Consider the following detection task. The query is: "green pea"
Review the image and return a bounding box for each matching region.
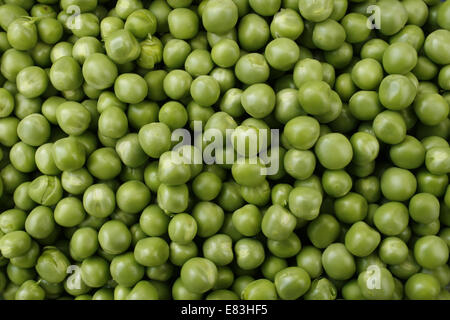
[304,278,337,300]
[351,58,384,90]
[373,111,407,145]
[345,221,381,257]
[203,234,234,266]
[357,267,396,300]
[134,237,169,267]
[110,252,144,287]
[267,232,301,258]
[242,279,278,300]
[315,133,353,170]
[322,243,355,280]
[157,183,189,214]
[414,235,449,269]
[288,186,322,220]
[298,0,333,22]
[98,220,131,255]
[379,237,409,265]
[374,202,409,236]
[296,246,323,279]
[35,248,70,284]
[312,19,345,51]
[69,227,98,261]
[405,273,441,300]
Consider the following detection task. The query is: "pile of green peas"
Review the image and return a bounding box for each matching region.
[0,0,449,301]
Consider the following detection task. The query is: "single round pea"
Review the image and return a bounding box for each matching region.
[110,252,144,287]
[0,231,31,259]
[168,8,199,40]
[210,39,240,68]
[307,214,340,249]
[322,243,356,280]
[24,206,55,239]
[414,235,449,269]
[231,204,261,237]
[379,237,409,265]
[381,167,417,201]
[296,246,323,279]
[17,114,51,147]
[315,133,353,170]
[351,58,384,90]
[191,201,224,238]
[27,175,63,206]
[389,135,425,169]
[116,181,151,214]
[242,279,278,300]
[35,248,70,284]
[298,0,333,22]
[267,232,302,259]
[345,221,381,257]
[423,30,450,65]
[167,213,196,244]
[334,192,368,224]
[261,204,296,241]
[134,237,169,267]
[373,111,407,145]
[284,149,316,180]
[235,53,270,85]
[270,8,303,40]
[374,202,409,236]
[180,257,218,294]
[312,19,346,51]
[202,0,238,34]
[163,69,192,100]
[288,186,322,220]
[83,184,115,218]
[234,238,265,270]
[237,14,269,52]
[202,234,234,266]
[275,267,311,300]
[69,227,98,261]
[322,170,352,198]
[157,183,189,214]
[358,267,396,300]
[405,273,441,300]
[98,220,131,255]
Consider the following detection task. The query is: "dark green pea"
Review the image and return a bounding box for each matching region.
[322,243,355,280]
[172,277,202,300]
[267,232,301,258]
[98,220,131,255]
[373,111,407,145]
[69,227,98,261]
[275,266,311,300]
[167,7,199,40]
[0,231,31,258]
[27,175,63,207]
[110,252,144,287]
[374,202,409,236]
[13,182,36,211]
[36,248,70,283]
[405,273,441,300]
[261,204,296,241]
[138,205,168,237]
[296,246,323,279]
[134,237,169,267]
[304,278,337,300]
[15,280,45,300]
